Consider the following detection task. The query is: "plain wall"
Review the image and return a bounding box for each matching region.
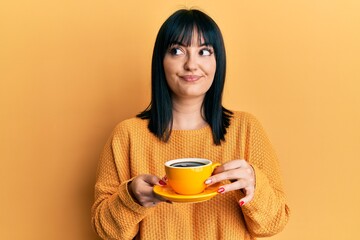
[1,0,359,239]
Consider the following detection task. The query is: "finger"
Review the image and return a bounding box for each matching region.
[152,199,173,206]
[154,195,172,204]
[143,174,165,186]
[205,168,252,185]
[216,179,248,194]
[139,192,164,207]
[143,194,172,207]
[132,175,160,198]
[138,186,173,207]
[142,200,159,208]
[153,191,168,202]
[131,175,163,205]
[159,175,167,186]
[239,187,255,207]
[213,159,248,174]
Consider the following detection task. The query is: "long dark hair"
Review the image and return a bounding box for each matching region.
[137,9,233,145]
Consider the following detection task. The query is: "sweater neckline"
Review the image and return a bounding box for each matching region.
[171,124,211,135]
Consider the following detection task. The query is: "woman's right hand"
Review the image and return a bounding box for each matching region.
[128,174,168,207]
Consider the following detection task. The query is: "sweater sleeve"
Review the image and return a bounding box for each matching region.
[241,114,290,237]
[91,123,154,240]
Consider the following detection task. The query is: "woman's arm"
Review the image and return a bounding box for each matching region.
[91,125,154,240]
[240,114,290,237]
[205,114,290,237]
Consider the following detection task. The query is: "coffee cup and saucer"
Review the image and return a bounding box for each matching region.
[153,158,221,203]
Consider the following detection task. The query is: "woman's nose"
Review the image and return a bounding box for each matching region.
[184,53,198,71]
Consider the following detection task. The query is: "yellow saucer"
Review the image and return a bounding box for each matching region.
[153,183,220,203]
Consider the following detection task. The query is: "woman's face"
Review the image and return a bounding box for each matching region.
[163,31,216,101]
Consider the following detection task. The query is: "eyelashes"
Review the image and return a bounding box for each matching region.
[199,48,213,56]
[168,47,183,55]
[167,46,214,56]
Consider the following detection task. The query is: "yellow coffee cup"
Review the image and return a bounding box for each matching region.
[164,158,221,195]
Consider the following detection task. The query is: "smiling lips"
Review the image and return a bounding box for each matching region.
[180,75,202,82]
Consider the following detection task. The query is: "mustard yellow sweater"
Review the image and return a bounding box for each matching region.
[91,111,290,240]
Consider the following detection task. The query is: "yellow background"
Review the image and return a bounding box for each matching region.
[1,0,359,239]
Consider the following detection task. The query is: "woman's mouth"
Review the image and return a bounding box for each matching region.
[181,75,201,82]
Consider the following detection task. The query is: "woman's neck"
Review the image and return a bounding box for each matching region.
[171,97,207,130]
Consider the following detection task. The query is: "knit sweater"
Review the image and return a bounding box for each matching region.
[91,111,290,240]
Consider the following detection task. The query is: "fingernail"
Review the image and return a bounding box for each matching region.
[239,201,245,207]
[205,179,212,185]
[166,200,173,204]
[217,187,225,193]
[159,180,166,186]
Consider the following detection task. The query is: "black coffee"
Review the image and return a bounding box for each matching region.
[170,161,207,167]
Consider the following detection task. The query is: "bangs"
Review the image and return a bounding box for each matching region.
[163,11,217,49]
[168,24,209,47]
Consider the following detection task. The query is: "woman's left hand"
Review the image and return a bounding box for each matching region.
[205,159,255,207]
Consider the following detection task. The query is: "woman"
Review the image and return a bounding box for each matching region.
[92,9,290,240]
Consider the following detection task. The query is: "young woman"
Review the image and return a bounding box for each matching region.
[92,9,290,240]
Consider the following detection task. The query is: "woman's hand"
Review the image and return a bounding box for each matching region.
[128,174,168,207]
[205,159,255,207]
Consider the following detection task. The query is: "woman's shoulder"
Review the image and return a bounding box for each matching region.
[229,110,266,133]
[229,110,268,132]
[230,110,259,123]
[113,117,148,134]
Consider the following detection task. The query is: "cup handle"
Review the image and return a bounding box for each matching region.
[211,163,221,172]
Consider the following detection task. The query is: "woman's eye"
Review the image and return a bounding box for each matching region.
[169,47,183,55]
[199,48,213,56]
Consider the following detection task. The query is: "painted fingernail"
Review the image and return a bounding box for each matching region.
[217,187,225,193]
[159,180,167,186]
[239,201,245,207]
[205,179,212,185]
[166,200,173,204]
